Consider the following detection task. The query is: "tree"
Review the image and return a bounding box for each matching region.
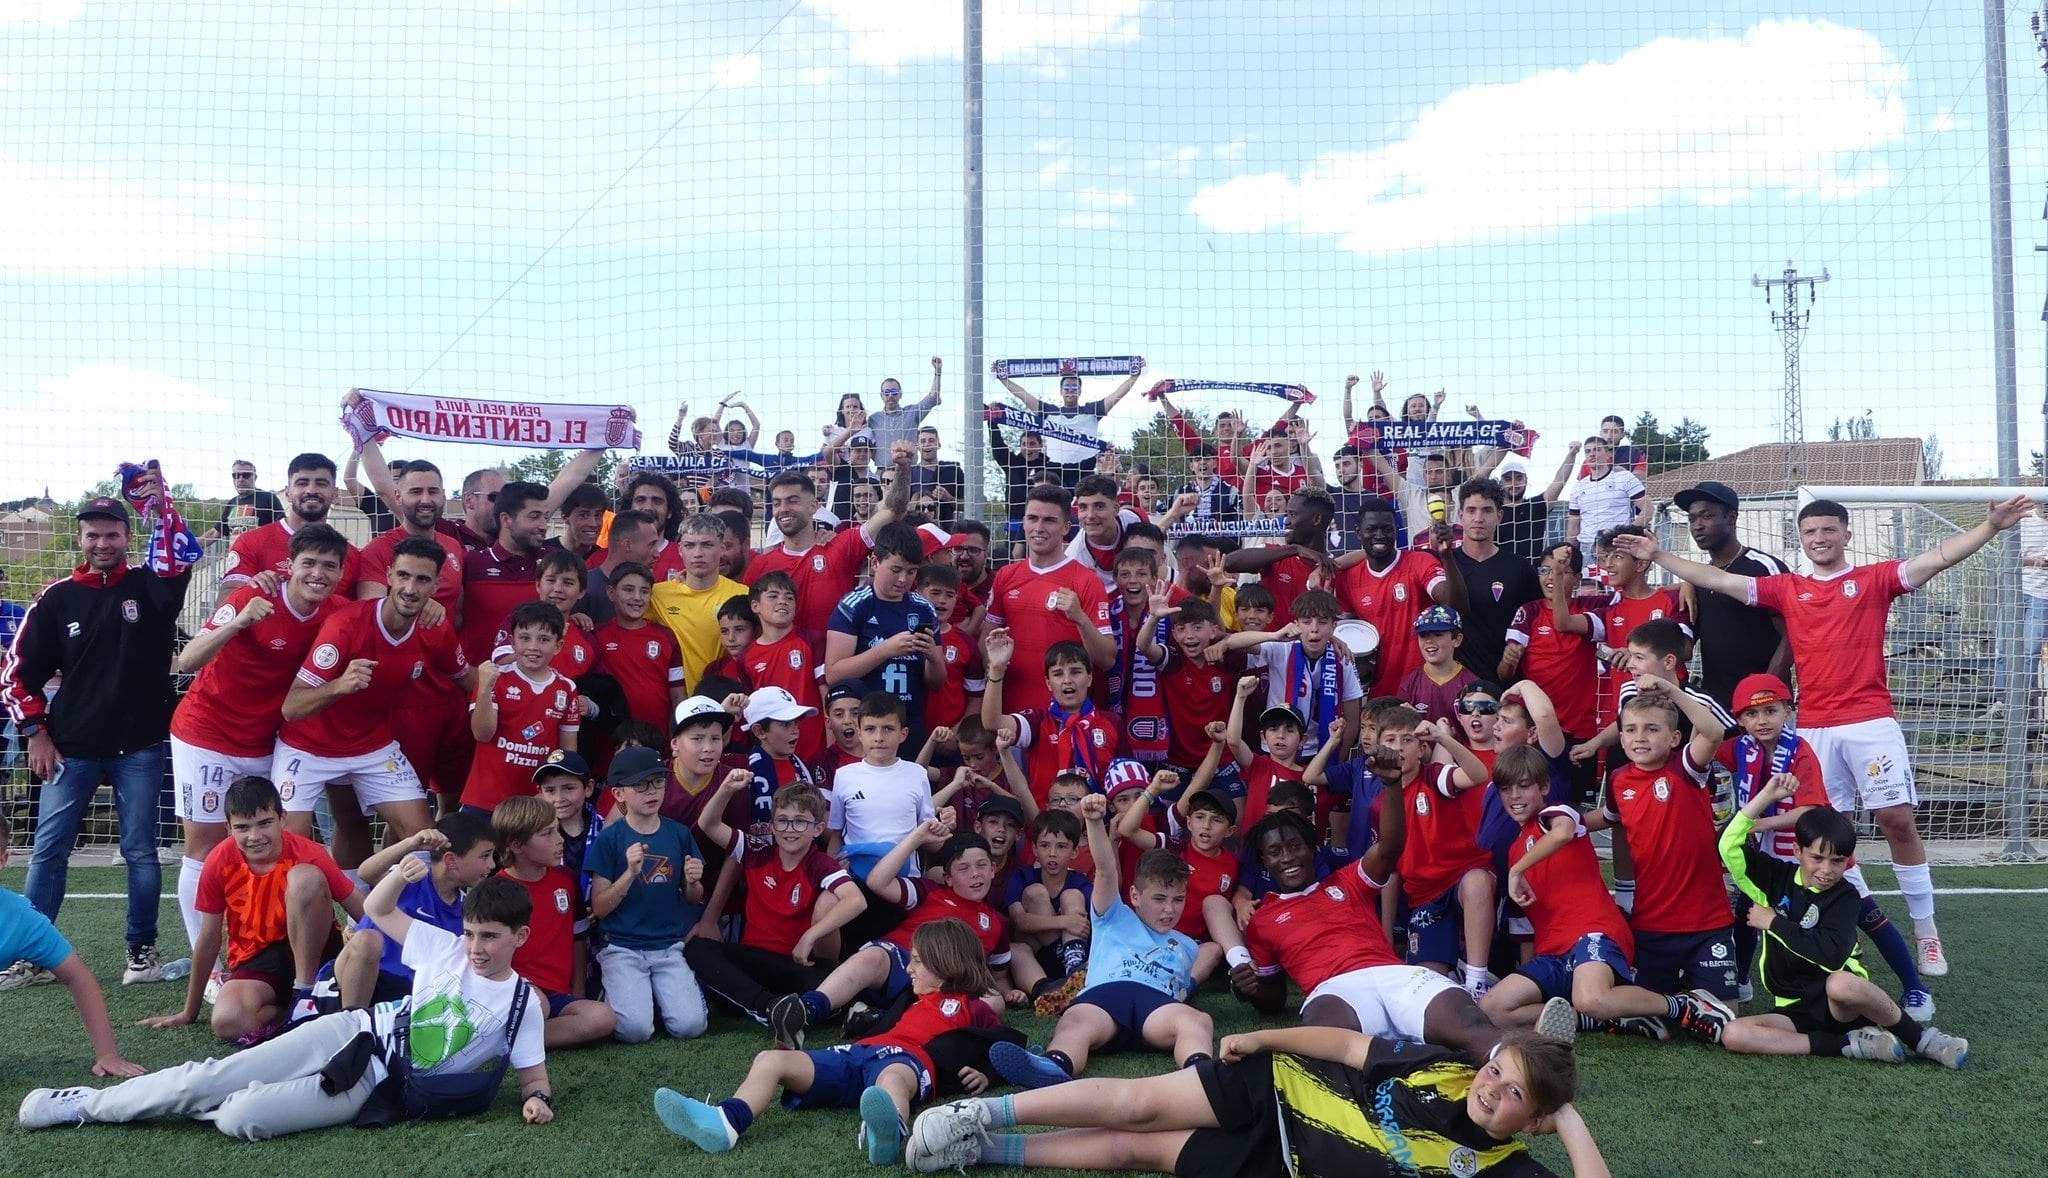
[1827,412,1877,441]
[506,449,617,496]
[1628,412,1710,475]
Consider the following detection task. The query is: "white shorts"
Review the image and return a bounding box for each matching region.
[1302,964,1460,1044]
[169,737,272,824]
[1805,717,1917,813]
[272,740,426,816]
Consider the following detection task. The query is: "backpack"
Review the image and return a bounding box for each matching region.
[349,977,533,1128]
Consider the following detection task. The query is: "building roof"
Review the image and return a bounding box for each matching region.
[1643,438,1925,502]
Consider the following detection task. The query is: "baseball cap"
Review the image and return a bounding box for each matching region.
[1732,673,1794,712]
[826,680,866,705]
[1674,481,1740,513]
[977,796,1025,826]
[744,686,817,727]
[608,745,667,786]
[1494,455,1530,479]
[673,695,737,732]
[1102,759,1151,799]
[813,508,842,529]
[849,431,875,446]
[1414,604,1463,634]
[530,749,591,784]
[1257,703,1305,732]
[77,496,130,524]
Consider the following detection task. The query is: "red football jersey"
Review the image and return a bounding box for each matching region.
[490,615,595,683]
[1248,463,1310,509]
[1597,587,1686,723]
[171,585,344,757]
[1752,561,1912,727]
[460,544,541,668]
[1173,840,1237,940]
[924,625,983,732]
[1336,552,1446,697]
[1260,553,1320,625]
[883,878,1012,969]
[462,667,581,811]
[1606,745,1731,935]
[356,526,465,613]
[985,556,1113,718]
[863,990,1000,1077]
[220,520,363,593]
[1244,856,1401,992]
[745,527,874,648]
[506,866,584,995]
[648,540,686,585]
[1510,807,1634,959]
[1159,650,1236,770]
[596,619,685,732]
[280,599,469,758]
[1012,706,1124,805]
[1239,753,1305,836]
[1397,762,1492,904]
[744,632,827,763]
[720,831,851,956]
[1505,599,1604,736]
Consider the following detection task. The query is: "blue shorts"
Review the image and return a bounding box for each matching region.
[545,990,577,1018]
[786,1042,932,1109]
[1518,932,1634,1001]
[1404,889,1472,967]
[1632,928,1739,1000]
[865,940,915,1004]
[1071,980,1181,1054]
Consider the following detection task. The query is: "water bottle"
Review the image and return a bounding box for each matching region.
[158,957,193,981]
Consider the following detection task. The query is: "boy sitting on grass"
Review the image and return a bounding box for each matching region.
[0,813,145,1078]
[328,812,496,1010]
[492,796,617,1047]
[22,857,553,1139]
[1715,776,1968,1068]
[588,743,709,1044]
[655,918,1003,1165]
[1005,809,1093,1000]
[907,1025,1607,1177]
[991,794,1214,1088]
[145,776,362,1043]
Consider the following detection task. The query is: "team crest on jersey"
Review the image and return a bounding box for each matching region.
[1220,874,1234,892]
[553,888,571,914]
[224,551,241,572]
[1415,793,1430,816]
[1843,581,1858,598]
[977,913,991,930]
[1091,729,1106,748]
[644,640,659,660]
[1045,591,1061,610]
[210,604,236,627]
[1450,1146,1480,1178]
[788,650,803,669]
[1651,609,1665,619]
[941,998,962,1018]
[1490,581,1505,601]
[1524,835,1536,852]
[1210,676,1223,693]
[410,660,425,679]
[789,881,804,904]
[574,647,588,665]
[1394,583,1407,603]
[945,646,958,663]
[1324,885,1346,901]
[1654,778,1669,801]
[812,555,826,572]
[313,643,340,670]
[1800,905,1820,929]
[555,690,568,710]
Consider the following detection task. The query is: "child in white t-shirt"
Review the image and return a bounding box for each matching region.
[829,692,939,878]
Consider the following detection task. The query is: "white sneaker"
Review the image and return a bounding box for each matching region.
[203,968,228,1006]
[1841,1028,1905,1064]
[1913,1027,1969,1070]
[1903,988,1936,1019]
[1916,936,1950,978]
[122,944,164,985]
[0,960,56,992]
[1535,996,1578,1044]
[18,1087,94,1130]
[907,1100,995,1174]
[1736,981,1755,1004]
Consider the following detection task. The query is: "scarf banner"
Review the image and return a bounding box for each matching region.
[115,460,201,577]
[1369,419,1521,452]
[985,404,1112,455]
[627,453,774,481]
[992,355,1145,378]
[1284,641,1344,756]
[1145,378,1313,405]
[342,388,642,451]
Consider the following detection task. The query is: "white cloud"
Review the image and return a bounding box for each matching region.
[713,52,762,90]
[1142,140,1247,177]
[803,0,1147,68]
[1074,186,1132,208]
[1,0,84,26]
[1037,157,1074,184]
[1190,20,1906,253]
[0,161,284,276]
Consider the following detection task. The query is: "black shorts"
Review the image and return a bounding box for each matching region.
[1175,1053,1286,1178]
[1780,996,1873,1036]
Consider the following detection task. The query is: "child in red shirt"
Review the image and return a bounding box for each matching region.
[915,562,983,734]
[655,918,1003,1165]
[1214,674,1305,832]
[492,796,614,1047]
[744,571,828,764]
[464,602,582,813]
[595,562,686,735]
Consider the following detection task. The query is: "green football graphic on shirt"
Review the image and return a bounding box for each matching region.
[409,993,478,1068]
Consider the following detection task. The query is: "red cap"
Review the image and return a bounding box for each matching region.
[1732,673,1793,711]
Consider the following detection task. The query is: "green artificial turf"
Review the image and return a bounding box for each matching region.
[4,864,2048,1176]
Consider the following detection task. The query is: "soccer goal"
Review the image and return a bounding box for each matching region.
[1698,485,2046,865]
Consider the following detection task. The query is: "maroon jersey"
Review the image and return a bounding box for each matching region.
[356,526,464,614]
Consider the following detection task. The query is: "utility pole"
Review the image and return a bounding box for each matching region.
[962,0,986,521]
[1752,261,1830,487]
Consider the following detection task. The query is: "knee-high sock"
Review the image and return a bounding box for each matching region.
[177,857,205,955]
[1860,896,1925,990]
[1892,862,1935,926]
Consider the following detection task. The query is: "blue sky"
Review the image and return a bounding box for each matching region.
[2,0,2041,501]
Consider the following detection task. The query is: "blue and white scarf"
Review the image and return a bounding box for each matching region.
[1144,378,1312,404]
[1284,641,1344,755]
[992,355,1145,378]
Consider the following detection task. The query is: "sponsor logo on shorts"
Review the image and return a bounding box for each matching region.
[1866,756,1894,779]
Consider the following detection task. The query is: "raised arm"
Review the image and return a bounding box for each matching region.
[1542,442,1580,503]
[862,442,915,536]
[1502,810,1576,907]
[1080,793,1119,917]
[544,446,607,515]
[1097,364,1146,414]
[1902,495,2035,588]
[866,818,950,904]
[364,851,431,945]
[1607,530,1757,601]
[997,375,1043,412]
[1545,548,1593,636]
[1504,678,1567,756]
[923,356,944,409]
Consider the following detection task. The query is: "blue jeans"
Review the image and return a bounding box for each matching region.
[1996,594,2048,697]
[24,746,165,949]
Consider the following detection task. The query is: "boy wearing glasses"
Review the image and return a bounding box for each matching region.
[686,779,868,1030]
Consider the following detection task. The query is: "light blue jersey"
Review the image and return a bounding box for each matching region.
[1080,896,1198,1001]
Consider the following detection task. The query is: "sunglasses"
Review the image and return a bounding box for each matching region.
[1456,698,1501,715]
[232,472,256,479]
